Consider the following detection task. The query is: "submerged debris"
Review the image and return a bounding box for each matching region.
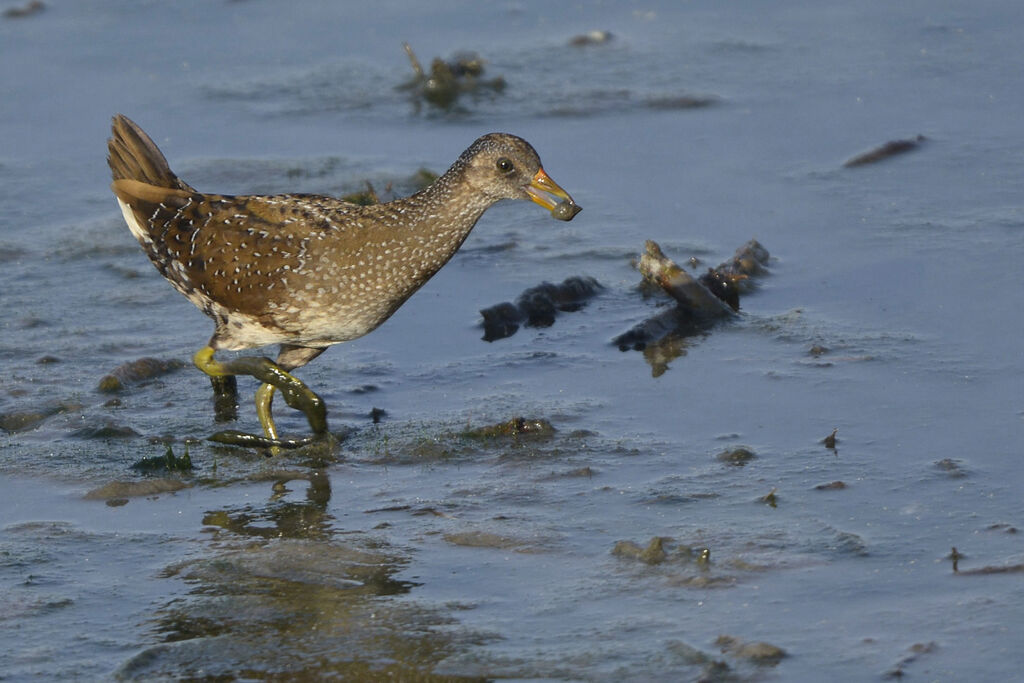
[480,275,602,341]
[84,477,191,501]
[823,427,838,449]
[569,30,614,47]
[715,635,787,665]
[70,422,139,440]
[644,95,718,110]
[666,641,732,680]
[3,0,44,19]
[952,548,1024,575]
[843,135,926,167]
[716,446,756,466]
[399,42,506,111]
[0,400,80,434]
[461,416,556,440]
[883,641,938,679]
[934,457,968,478]
[612,537,669,565]
[638,241,736,315]
[948,546,965,573]
[98,357,186,393]
[132,444,194,473]
[612,536,711,568]
[614,240,770,355]
[443,530,537,552]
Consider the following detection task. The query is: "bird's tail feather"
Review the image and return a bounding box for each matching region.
[107,114,194,192]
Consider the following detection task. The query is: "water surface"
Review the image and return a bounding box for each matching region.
[2,0,1023,679]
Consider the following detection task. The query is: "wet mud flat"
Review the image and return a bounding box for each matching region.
[4,0,1024,680]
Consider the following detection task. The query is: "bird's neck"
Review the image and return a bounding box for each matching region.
[386,160,496,251]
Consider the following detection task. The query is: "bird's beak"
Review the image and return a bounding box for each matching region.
[526,168,582,221]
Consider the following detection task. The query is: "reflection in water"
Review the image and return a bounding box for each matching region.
[641,329,696,378]
[614,306,708,376]
[117,471,488,680]
[202,468,334,541]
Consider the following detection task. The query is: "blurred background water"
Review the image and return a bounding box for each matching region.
[2,0,1022,679]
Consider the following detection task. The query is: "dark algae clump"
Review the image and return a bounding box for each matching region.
[132,444,194,473]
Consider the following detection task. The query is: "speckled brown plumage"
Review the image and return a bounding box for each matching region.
[106,114,579,446]
[109,115,578,357]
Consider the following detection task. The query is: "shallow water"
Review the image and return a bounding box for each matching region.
[2,0,1023,680]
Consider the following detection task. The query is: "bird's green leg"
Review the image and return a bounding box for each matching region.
[193,346,328,450]
[209,374,238,422]
[255,382,278,441]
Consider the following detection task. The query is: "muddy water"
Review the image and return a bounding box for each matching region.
[3,0,1024,680]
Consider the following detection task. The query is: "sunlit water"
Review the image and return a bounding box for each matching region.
[2,0,1023,680]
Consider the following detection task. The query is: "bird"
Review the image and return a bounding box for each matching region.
[107,114,581,450]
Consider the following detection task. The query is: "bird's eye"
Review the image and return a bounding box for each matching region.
[496,157,514,174]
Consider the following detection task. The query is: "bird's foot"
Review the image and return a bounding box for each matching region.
[207,429,322,452]
[194,346,329,452]
[209,374,238,422]
[220,356,328,435]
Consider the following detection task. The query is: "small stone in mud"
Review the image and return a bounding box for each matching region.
[461,416,556,439]
[443,531,531,551]
[645,95,718,110]
[823,428,838,449]
[612,537,707,567]
[815,480,847,491]
[0,410,49,433]
[639,537,669,564]
[612,537,668,565]
[715,635,787,665]
[84,477,190,501]
[98,357,186,393]
[3,0,44,19]
[843,135,926,167]
[935,458,967,478]
[717,446,756,466]
[569,30,613,46]
[667,640,726,668]
[884,641,939,678]
[97,375,124,392]
[567,466,596,477]
[831,531,869,557]
[71,422,140,439]
[0,401,81,433]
